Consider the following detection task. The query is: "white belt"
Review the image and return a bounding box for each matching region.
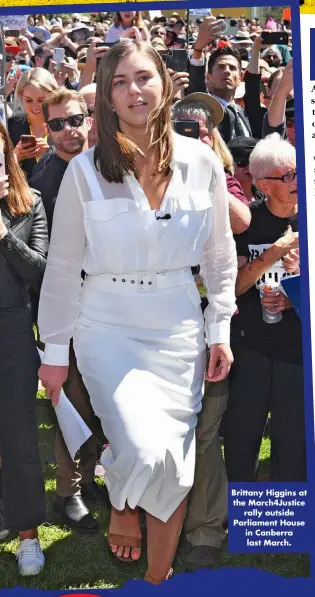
[94,268,193,293]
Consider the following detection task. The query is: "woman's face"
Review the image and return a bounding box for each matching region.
[22,83,50,122]
[111,51,163,133]
[119,12,136,26]
[257,163,297,203]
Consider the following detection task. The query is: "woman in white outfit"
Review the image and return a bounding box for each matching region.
[38,40,237,583]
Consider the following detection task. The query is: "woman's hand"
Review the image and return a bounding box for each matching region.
[60,61,79,83]
[6,68,21,98]
[38,364,69,407]
[35,138,50,159]
[206,344,234,383]
[282,248,300,274]
[0,175,9,200]
[274,225,299,257]
[14,140,38,162]
[168,69,190,100]
[261,289,292,314]
[0,197,8,239]
[120,26,142,41]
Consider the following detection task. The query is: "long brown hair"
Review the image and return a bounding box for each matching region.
[114,11,144,29]
[94,40,173,184]
[0,121,34,215]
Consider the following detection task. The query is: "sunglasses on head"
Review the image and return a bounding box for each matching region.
[47,113,86,132]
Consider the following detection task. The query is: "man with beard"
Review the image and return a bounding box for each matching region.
[30,88,109,533]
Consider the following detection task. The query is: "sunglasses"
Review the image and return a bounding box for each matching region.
[47,113,86,132]
[264,170,296,183]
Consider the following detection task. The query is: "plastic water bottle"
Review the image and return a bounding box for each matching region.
[259,283,283,324]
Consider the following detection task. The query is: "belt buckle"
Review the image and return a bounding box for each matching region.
[138,271,157,293]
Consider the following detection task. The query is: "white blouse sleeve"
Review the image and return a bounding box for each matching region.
[38,159,86,366]
[199,154,237,346]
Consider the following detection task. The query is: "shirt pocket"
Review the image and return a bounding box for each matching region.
[187,190,213,212]
[84,198,134,221]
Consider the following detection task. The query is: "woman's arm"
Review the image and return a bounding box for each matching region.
[199,154,238,347]
[38,159,86,367]
[0,192,48,295]
[235,226,299,296]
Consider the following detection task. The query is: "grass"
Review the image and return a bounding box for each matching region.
[0,395,310,589]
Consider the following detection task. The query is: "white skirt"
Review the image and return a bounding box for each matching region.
[73,270,206,522]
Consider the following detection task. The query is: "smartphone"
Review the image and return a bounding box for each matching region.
[173,120,200,140]
[5,29,20,38]
[20,134,36,148]
[223,18,238,37]
[53,47,65,67]
[166,49,188,72]
[261,31,289,46]
[0,152,5,178]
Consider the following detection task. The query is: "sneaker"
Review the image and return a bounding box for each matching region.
[16,538,45,576]
[0,498,9,540]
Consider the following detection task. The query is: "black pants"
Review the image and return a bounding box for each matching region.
[222,344,306,482]
[0,308,46,531]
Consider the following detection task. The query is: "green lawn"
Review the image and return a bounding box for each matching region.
[0,395,309,589]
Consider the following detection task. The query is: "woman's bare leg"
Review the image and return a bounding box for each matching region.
[108,505,142,560]
[145,497,188,583]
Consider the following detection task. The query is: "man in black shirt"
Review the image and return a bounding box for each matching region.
[31,88,108,533]
[30,88,90,236]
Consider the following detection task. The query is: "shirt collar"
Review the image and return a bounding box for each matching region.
[210,92,235,109]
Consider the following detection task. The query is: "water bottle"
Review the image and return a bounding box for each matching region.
[259,283,283,324]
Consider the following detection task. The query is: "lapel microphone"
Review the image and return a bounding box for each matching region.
[155,211,171,220]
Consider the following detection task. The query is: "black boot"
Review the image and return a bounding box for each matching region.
[53,495,99,533]
[81,481,110,505]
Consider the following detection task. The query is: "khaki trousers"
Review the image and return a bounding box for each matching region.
[184,379,228,548]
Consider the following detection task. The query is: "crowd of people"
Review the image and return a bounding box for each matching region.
[0,8,304,586]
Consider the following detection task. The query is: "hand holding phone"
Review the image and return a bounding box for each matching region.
[21,135,37,148]
[261,31,289,46]
[53,47,65,67]
[15,136,38,162]
[173,120,200,140]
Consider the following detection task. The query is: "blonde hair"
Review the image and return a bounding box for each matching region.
[15,67,58,110]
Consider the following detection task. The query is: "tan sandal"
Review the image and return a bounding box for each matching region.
[108,532,141,563]
[144,568,173,584]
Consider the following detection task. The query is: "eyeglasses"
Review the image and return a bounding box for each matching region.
[264,170,297,183]
[47,113,86,132]
[87,108,95,117]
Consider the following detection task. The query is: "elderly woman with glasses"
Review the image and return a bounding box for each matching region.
[222,133,305,484]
